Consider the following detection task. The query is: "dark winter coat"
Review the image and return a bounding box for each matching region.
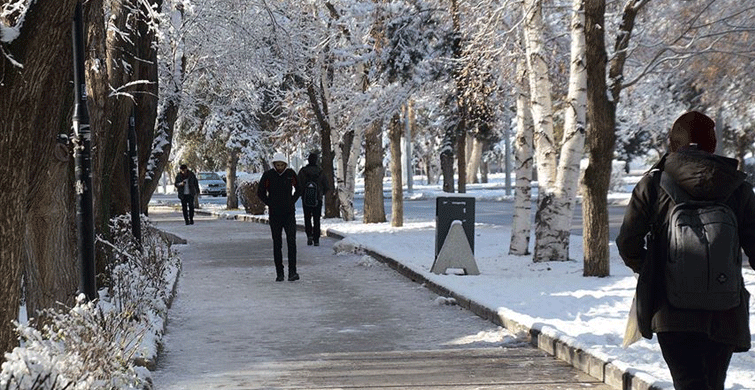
[616,149,755,351]
[174,170,200,199]
[257,167,300,215]
[297,163,329,208]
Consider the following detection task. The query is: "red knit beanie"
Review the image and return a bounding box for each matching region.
[669,111,717,153]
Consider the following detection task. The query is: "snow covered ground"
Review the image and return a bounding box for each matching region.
[156,172,755,390]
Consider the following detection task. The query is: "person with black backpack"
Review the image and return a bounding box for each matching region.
[297,152,329,246]
[617,111,755,390]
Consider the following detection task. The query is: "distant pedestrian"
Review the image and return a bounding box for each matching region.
[175,164,199,225]
[616,111,755,390]
[297,152,329,246]
[257,153,301,282]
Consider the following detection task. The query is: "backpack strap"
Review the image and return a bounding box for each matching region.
[659,171,691,204]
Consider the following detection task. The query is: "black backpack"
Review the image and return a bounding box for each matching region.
[303,181,319,208]
[660,171,743,311]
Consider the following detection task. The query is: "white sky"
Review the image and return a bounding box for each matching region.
[195,172,755,390]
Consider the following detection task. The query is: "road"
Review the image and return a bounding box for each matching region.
[149,207,614,389]
[152,193,628,241]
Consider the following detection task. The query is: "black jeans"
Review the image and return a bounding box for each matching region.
[657,332,735,390]
[269,212,297,277]
[179,194,195,224]
[303,204,322,241]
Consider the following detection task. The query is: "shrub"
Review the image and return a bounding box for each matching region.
[236,180,266,215]
[0,214,180,390]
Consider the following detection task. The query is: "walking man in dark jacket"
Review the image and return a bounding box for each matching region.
[297,152,329,246]
[175,164,199,225]
[257,153,301,282]
[616,111,755,390]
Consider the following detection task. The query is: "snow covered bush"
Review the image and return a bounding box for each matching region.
[236,179,265,215]
[0,214,180,390]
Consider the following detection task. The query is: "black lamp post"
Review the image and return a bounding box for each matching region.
[127,110,142,245]
[72,1,96,301]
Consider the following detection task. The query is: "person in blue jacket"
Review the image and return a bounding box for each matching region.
[257,153,301,282]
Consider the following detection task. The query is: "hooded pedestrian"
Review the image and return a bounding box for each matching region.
[257,153,301,282]
[616,111,755,390]
[297,152,329,246]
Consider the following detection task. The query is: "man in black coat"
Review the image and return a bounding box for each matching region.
[175,164,199,225]
[617,111,755,390]
[257,153,301,282]
[297,152,330,246]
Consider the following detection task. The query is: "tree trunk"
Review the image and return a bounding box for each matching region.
[133,0,162,215]
[523,0,560,262]
[338,128,362,222]
[23,152,78,320]
[141,2,185,214]
[450,0,466,194]
[389,114,404,227]
[83,1,138,262]
[0,0,79,361]
[226,150,239,209]
[509,58,535,256]
[550,0,588,262]
[441,138,455,193]
[307,81,339,218]
[363,120,386,223]
[583,0,612,277]
[466,135,484,184]
[583,0,645,276]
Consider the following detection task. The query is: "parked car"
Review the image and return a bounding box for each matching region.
[197,172,227,197]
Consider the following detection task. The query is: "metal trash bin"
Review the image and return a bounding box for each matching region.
[435,196,475,258]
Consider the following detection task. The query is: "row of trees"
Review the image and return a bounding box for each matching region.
[1,0,753,362]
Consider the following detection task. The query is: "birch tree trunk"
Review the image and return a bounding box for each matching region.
[522,0,559,262]
[509,58,535,256]
[337,128,363,221]
[550,0,588,260]
[389,114,404,227]
[363,120,386,223]
[466,135,484,184]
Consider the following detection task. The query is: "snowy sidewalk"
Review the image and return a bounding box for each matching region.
[148,206,614,389]
[187,202,755,390]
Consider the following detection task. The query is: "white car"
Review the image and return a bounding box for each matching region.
[197,172,227,197]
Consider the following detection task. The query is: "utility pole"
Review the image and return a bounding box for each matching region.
[128,110,142,245]
[72,1,96,301]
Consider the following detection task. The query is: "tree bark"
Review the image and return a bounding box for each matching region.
[226,150,239,209]
[522,0,560,262]
[141,2,185,214]
[0,0,79,361]
[583,0,646,276]
[550,0,588,262]
[466,135,484,184]
[583,0,612,277]
[363,120,386,223]
[307,81,338,218]
[441,133,455,193]
[509,58,535,256]
[337,128,362,221]
[389,114,404,227]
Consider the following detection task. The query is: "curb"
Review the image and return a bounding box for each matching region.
[195,207,665,390]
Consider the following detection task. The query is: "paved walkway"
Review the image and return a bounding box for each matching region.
[148,206,613,389]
